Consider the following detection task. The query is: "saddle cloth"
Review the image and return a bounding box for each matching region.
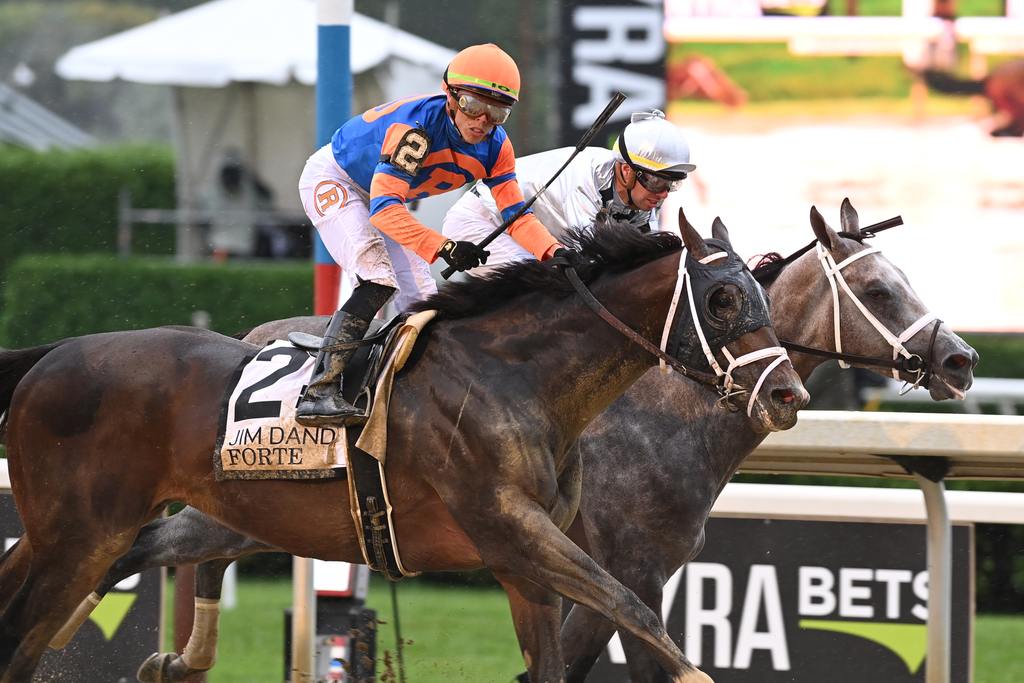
[213,310,437,482]
[214,340,344,480]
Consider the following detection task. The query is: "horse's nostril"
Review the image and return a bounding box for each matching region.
[773,388,795,405]
[946,354,970,370]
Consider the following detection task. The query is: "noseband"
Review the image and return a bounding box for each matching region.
[560,245,790,417]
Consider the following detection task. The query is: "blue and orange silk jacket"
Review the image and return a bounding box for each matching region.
[331,94,557,263]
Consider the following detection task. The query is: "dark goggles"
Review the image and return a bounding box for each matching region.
[452,89,512,125]
[634,169,686,194]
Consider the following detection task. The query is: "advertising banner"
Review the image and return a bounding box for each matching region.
[559,0,666,147]
[587,517,972,682]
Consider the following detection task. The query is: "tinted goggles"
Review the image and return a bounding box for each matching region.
[452,89,512,125]
[635,169,686,194]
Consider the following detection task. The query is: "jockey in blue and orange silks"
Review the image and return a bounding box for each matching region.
[295,43,562,427]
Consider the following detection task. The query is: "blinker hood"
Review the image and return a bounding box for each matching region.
[665,238,773,371]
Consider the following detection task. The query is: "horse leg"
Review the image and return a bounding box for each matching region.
[51,508,273,652]
[494,572,564,683]
[561,569,674,682]
[0,532,135,683]
[618,577,673,683]
[0,542,30,618]
[137,557,236,683]
[560,603,616,683]
[451,497,711,683]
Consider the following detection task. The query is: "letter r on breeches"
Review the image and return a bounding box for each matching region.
[299,146,436,311]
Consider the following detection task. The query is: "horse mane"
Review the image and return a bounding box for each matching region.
[752,230,869,286]
[409,222,682,320]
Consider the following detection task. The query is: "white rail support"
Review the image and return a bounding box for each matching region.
[290,557,315,683]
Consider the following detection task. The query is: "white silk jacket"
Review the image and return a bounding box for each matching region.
[469,147,659,241]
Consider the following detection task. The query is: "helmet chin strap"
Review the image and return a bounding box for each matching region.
[614,163,642,210]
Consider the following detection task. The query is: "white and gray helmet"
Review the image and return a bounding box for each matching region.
[614,110,696,179]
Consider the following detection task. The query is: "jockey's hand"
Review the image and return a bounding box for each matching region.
[438,240,489,272]
[552,247,586,271]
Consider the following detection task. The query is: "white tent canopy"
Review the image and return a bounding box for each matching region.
[56,0,457,259]
[56,0,454,86]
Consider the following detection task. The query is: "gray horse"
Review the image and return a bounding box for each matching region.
[57,200,974,682]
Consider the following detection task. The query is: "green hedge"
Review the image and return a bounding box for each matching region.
[963,333,1024,380]
[0,144,176,293]
[0,255,312,346]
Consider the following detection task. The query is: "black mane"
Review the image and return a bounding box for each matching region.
[410,222,682,320]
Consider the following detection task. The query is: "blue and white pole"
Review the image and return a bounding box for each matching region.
[293,4,352,682]
[313,0,352,317]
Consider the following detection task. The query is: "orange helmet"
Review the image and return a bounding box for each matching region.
[444,43,520,105]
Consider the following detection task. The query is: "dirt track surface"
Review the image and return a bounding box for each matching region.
[663,113,1023,332]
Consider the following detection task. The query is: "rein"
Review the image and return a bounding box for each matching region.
[562,267,720,386]
[779,329,938,377]
[562,247,791,416]
[753,215,942,393]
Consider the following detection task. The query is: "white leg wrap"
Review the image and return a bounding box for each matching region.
[50,592,101,650]
[181,598,220,671]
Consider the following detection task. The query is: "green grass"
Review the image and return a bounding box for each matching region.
[165,576,521,683]
[167,576,1021,682]
[975,615,1024,683]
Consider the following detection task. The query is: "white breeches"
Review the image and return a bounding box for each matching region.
[298,145,437,312]
[442,192,535,271]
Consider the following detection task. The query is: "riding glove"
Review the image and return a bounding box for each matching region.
[552,247,587,271]
[438,240,490,272]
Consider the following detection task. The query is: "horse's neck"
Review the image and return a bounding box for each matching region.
[767,251,834,381]
[614,370,765,494]
[539,260,677,436]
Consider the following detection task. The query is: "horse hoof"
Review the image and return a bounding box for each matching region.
[137,651,208,683]
[137,652,174,683]
[675,670,714,683]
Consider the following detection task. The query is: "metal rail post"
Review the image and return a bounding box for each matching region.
[916,473,952,683]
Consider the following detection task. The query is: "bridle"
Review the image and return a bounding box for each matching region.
[559,247,791,417]
[754,216,942,394]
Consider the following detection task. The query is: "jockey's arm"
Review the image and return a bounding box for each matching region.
[368,173,448,263]
[367,123,449,263]
[483,138,560,261]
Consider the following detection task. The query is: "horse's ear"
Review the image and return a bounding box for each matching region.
[839,197,860,235]
[678,207,708,258]
[810,205,840,250]
[711,216,731,246]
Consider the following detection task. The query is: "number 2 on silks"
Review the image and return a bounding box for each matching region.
[390,128,431,175]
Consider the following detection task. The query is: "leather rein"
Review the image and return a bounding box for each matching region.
[562,266,721,387]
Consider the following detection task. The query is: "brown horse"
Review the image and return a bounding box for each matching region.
[73,200,975,683]
[0,214,806,683]
[923,59,1024,136]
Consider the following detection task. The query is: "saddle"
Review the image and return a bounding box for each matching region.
[290,310,436,581]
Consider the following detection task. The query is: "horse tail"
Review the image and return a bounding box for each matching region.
[922,69,986,96]
[0,342,64,422]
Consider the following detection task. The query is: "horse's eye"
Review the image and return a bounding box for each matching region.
[866,286,890,301]
[712,291,735,309]
[709,285,740,318]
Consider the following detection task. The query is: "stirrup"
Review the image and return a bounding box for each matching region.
[295,391,368,427]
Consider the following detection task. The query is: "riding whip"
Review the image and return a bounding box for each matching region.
[441,91,628,279]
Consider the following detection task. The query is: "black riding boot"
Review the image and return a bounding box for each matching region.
[294,310,372,427]
[294,281,395,427]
